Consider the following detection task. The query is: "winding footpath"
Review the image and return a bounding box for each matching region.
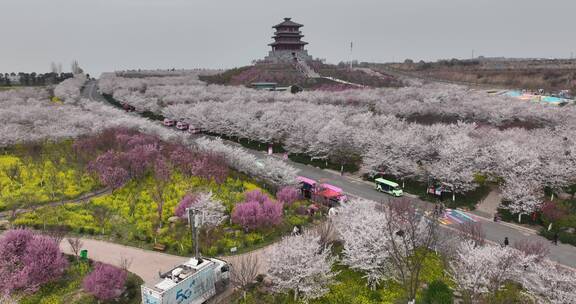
[0,187,111,221]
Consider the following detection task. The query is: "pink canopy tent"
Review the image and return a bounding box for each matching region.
[297,176,317,186]
[319,183,343,193]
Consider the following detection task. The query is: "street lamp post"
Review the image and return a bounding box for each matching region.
[187,208,203,258]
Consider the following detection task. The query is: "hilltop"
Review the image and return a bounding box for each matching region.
[199,61,403,90]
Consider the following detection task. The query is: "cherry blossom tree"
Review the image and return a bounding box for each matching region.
[191,152,229,184]
[231,196,283,231]
[0,229,68,294]
[244,189,269,204]
[151,156,171,229]
[88,151,130,190]
[267,231,337,301]
[518,259,576,304]
[231,200,263,231]
[194,137,298,186]
[175,193,199,218]
[512,238,550,262]
[448,241,529,301]
[276,186,300,205]
[175,192,227,226]
[448,238,576,304]
[54,73,87,103]
[333,198,440,300]
[6,71,576,220]
[83,263,127,301]
[455,221,485,247]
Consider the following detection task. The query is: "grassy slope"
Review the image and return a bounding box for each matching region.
[200,63,401,89]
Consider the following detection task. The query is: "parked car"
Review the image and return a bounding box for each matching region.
[176,121,189,131]
[121,103,135,112]
[163,118,175,127]
[187,125,201,134]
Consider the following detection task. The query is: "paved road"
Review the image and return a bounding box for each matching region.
[83,80,576,270]
[280,159,576,269]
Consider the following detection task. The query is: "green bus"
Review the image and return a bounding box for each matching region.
[375,178,403,197]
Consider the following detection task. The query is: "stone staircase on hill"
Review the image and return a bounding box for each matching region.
[293,55,320,78]
[292,56,367,88]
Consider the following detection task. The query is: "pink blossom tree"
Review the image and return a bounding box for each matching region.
[244,189,269,204]
[175,193,199,218]
[276,186,300,205]
[0,229,68,294]
[83,263,127,301]
[151,156,172,229]
[260,199,283,227]
[231,200,263,231]
[231,190,283,231]
[88,150,130,190]
[191,153,228,184]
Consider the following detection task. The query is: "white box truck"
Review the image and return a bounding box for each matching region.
[141,257,230,304]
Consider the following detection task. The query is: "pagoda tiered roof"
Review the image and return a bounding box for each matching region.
[273,18,303,28]
[269,18,308,52]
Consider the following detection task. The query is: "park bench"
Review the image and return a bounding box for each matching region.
[153,243,166,252]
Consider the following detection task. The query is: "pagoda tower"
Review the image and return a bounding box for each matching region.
[264,18,313,63]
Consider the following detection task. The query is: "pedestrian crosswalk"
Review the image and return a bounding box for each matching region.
[439,209,479,225]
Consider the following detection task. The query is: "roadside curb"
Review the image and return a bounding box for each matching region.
[465,209,539,235]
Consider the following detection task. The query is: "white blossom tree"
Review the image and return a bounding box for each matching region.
[448,238,576,304]
[333,198,440,300]
[448,241,530,301]
[267,231,337,302]
[193,192,227,226]
[194,137,298,186]
[519,259,576,304]
[54,74,87,103]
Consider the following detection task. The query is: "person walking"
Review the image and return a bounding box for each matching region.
[504,237,509,247]
[292,225,300,236]
[553,232,559,245]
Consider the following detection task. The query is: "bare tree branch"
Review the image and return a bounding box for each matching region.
[67,236,83,259]
[230,253,260,299]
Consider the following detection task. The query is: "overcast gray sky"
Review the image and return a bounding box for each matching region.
[2,0,575,76]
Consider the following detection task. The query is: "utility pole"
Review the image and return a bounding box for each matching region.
[349,41,353,69]
[187,208,203,258]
